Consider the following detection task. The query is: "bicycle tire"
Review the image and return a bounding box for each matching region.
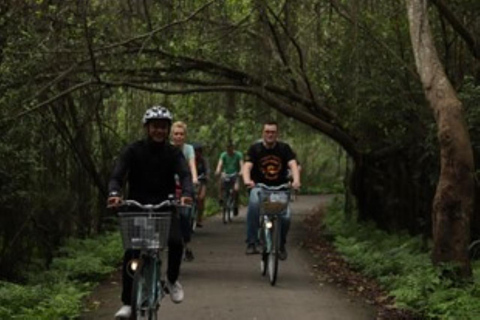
[227,194,234,222]
[131,261,148,320]
[268,219,280,286]
[260,223,268,276]
[222,207,228,224]
[132,258,158,320]
[150,258,162,320]
[190,204,197,232]
[222,187,229,224]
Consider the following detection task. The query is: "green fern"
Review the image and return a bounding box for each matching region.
[324,195,480,319]
[0,231,123,319]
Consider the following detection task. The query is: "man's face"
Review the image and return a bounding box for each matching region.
[262,124,278,145]
[172,127,186,146]
[147,120,169,142]
[227,145,234,154]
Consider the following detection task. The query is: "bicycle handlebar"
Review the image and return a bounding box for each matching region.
[197,173,208,183]
[119,199,178,211]
[256,183,291,191]
[222,172,238,178]
[222,173,239,182]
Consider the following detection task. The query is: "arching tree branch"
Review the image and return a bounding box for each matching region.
[430,0,480,60]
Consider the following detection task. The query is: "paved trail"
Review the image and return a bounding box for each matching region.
[81,195,374,320]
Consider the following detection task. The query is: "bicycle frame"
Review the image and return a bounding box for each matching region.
[189,183,201,232]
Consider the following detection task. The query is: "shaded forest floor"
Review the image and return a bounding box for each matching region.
[302,205,423,320]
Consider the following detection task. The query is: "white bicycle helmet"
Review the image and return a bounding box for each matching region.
[142,106,173,125]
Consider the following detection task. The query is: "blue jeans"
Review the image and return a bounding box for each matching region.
[246,187,291,247]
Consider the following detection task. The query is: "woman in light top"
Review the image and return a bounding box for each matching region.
[171,121,198,185]
[171,121,198,262]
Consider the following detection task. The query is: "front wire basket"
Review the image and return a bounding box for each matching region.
[118,211,172,250]
[259,190,290,215]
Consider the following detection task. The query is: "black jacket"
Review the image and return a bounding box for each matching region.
[108,138,193,203]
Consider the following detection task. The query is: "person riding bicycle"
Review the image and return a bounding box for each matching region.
[215,141,243,216]
[287,155,302,201]
[193,142,210,227]
[171,121,197,262]
[242,121,301,259]
[107,106,193,319]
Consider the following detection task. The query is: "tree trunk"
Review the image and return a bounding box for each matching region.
[406,0,474,277]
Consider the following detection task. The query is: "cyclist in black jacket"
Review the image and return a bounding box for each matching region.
[107,106,193,319]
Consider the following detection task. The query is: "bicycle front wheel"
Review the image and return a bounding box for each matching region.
[190,204,197,232]
[222,207,228,224]
[260,225,269,276]
[227,194,234,222]
[132,259,158,320]
[268,219,280,286]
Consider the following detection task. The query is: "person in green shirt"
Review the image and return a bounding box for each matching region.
[215,141,243,216]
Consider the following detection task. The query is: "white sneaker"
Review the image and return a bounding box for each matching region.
[114,305,132,319]
[167,280,184,303]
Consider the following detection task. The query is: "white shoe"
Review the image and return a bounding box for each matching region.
[114,305,132,319]
[167,281,184,303]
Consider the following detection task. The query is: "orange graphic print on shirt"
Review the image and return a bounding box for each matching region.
[259,155,282,181]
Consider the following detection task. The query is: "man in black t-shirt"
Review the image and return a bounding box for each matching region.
[243,121,301,259]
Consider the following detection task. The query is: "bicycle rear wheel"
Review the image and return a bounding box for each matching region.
[268,219,280,286]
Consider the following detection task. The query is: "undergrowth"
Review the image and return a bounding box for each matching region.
[325,196,480,320]
[0,232,123,319]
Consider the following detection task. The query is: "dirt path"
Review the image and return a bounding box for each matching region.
[81,195,375,320]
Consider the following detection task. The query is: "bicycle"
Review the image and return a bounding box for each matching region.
[286,170,297,202]
[289,184,297,202]
[117,199,184,320]
[190,173,206,233]
[257,183,291,286]
[221,173,237,224]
